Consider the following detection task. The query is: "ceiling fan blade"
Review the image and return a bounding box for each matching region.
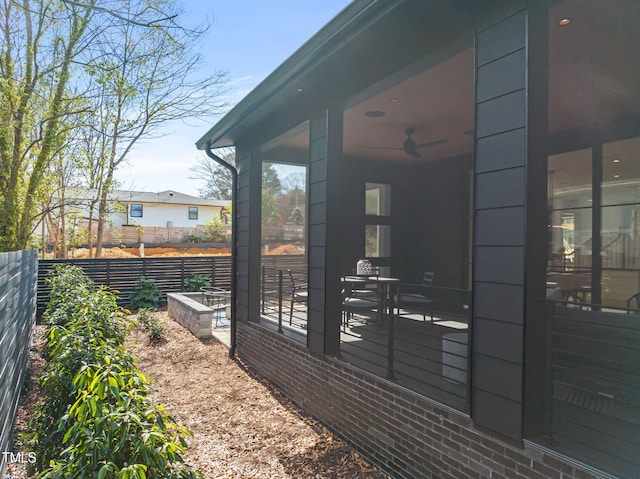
[415,138,447,149]
[405,148,421,158]
[363,146,405,150]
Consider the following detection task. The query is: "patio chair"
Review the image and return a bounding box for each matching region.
[341,276,381,330]
[200,286,230,326]
[288,269,308,324]
[627,292,640,312]
[395,271,435,324]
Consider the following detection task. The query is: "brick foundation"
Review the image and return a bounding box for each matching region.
[237,321,614,479]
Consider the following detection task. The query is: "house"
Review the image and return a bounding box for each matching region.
[196,1,639,478]
[50,189,230,246]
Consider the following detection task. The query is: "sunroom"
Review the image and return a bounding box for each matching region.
[197,1,639,478]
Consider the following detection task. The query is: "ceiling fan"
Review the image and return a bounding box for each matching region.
[367,128,447,158]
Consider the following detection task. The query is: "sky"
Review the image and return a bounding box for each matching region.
[114,1,351,197]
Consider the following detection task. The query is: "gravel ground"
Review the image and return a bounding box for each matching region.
[7,313,390,479]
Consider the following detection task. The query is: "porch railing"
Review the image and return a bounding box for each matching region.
[260,266,308,338]
[339,283,471,413]
[543,300,640,478]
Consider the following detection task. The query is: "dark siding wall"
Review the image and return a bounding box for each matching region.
[472,5,528,440]
[332,157,471,288]
[415,155,472,289]
[235,144,262,324]
[308,109,345,355]
[0,250,37,474]
[308,114,329,354]
[338,155,472,289]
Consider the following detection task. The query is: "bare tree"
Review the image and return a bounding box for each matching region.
[81,0,226,257]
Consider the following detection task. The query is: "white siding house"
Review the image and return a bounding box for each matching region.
[47,189,230,246]
[108,190,228,228]
[59,189,228,228]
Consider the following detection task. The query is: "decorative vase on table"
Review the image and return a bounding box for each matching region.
[356,259,373,275]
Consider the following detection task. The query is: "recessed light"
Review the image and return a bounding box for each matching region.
[390,98,400,103]
[614,174,620,178]
[558,18,571,26]
[365,110,385,118]
[296,88,303,93]
[613,159,620,163]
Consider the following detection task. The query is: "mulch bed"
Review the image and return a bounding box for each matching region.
[8,313,390,479]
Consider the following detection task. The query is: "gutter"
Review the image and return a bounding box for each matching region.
[204,141,238,358]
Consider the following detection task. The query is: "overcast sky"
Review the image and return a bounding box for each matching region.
[115,1,351,196]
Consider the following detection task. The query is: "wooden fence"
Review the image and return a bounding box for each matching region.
[0,250,37,473]
[38,255,306,314]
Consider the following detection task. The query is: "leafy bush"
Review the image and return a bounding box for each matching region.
[202,215,229,243]
[137,308,165,342]
[40,364,200,479]
[30,283,134,472]
[29,265,202,478]
[42,264,95,326]
[183,273,211,292]
[129,277,161,311]
[184,232,205,243]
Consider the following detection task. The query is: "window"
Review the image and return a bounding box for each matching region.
[365,183,391,260]
[365,183,391,216]
[130,204,143,218]
[547,138,640,308]
[188,206,198,220]
[258,121,309,341]
[365,224,391,257]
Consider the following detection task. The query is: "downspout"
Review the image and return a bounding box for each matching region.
[205,141,238,358]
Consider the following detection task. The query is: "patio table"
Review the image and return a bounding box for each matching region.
[342,275,401,379]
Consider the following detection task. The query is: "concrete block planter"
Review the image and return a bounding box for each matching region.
[167,292,213,339]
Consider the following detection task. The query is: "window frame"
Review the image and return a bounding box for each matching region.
[130,203,143,218]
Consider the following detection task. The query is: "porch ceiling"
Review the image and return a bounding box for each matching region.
[198,1,640,167]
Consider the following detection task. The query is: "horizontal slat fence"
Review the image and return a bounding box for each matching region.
[38,255,305,314]
[0,250,37,475]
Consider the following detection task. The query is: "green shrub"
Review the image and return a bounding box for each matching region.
[129,277,161,311]
[182,273,211,292]
[137,308,165,342]
[29,265,201,478]
[40,364,201,479]
[42,264,95,326]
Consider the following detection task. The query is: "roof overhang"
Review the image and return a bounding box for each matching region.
[195,0,402,151]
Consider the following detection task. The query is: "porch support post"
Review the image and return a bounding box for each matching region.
[471,2,528,441]
[235,143,262,324]
[524,0,550,440]
[307,108,344,356]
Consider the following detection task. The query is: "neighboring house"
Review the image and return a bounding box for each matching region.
[96,189,229,228]
[51,189,230,245]
[197,2,639,479]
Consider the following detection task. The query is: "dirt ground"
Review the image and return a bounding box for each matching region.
[8,314,390,479]
[68,244,303,258]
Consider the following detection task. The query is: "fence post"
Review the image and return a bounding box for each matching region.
[278,269,283,333]
[180,257,185,289]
